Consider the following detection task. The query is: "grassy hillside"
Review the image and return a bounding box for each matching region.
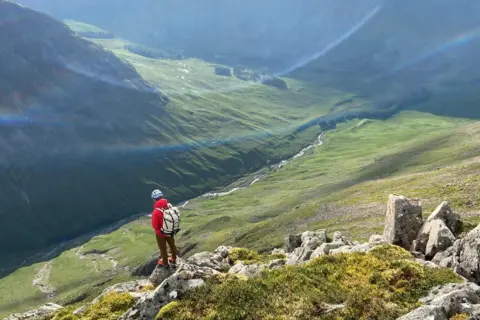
[4,110,480,318]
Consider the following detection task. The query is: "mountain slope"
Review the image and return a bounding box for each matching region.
[0,2,338,273]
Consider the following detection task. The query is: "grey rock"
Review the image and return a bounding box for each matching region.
[271,248,285,255]
[383,194,423,250]
[439,257,453,268]
[284,233,302,253]
[267,259,286,270]
[426,201,460,235]
[287,247,313,265]
[415,258,440,269]
[425,219,456,259]
[396,305,447,320]
[331,243,372,255]
[432,247,454,265]
[400,282,480,320]
[452,225,480,282]
[310,242,346,259]
[214,246,232,258]
[72,305,87,316]
[5,303,63,320]
[228,261,266,278]
[301,229,327,249]
[186,251,230,271]
[149,265,173,287]
[332,231,344,243]
[369,234,386,245]
[120,263,218,320]
[92,279,152,304]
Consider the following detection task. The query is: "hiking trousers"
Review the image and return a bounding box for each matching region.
[156,234,178,265]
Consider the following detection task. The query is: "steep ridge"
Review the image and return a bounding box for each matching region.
[0,1,324,272]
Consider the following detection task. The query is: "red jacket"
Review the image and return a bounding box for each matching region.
[151,198,169,238]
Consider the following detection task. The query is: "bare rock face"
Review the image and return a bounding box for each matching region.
[284,234,302,253]
[424,220,456,259]
[452,225,480,283]
[120,263,219,320]
[5,303,63,320]
[432,247,454,266]
[413,202,459,256]
[228,262,266,278]
[399,282,480,320]
[300,229,327,249]
[186,252,230,271]
[426,201,460,236]
[382,194,423,250]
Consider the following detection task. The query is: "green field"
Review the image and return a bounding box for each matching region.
[2,22,480,318]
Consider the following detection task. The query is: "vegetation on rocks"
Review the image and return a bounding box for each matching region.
[228,248,285,265]
[156,245,460,320]
[48,292,135,320]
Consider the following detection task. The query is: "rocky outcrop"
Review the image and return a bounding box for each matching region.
[287,229,327,265]
[452,225,480,283]
[228,262,266,278]
[5,303,62,320]
[398,282,480,320]
[383,194,423,250]
[432,247,454,268]
[412,202,458,258]
[284,234,302,253]
[120,263,219,320]
[187,251,230,271]
[424,220,456,259]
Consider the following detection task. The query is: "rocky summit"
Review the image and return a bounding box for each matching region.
[8,194,480,320]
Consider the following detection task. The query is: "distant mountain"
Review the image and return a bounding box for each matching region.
[13,0,480,120]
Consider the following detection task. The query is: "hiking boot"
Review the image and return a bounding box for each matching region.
[168,257,177,268]
[157,260,169,268]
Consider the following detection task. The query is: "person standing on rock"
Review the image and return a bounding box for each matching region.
[151,189,178,268]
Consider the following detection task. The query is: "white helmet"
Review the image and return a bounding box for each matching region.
[151,189,163,200]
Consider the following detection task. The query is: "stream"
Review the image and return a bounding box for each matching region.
[181,132,324,207]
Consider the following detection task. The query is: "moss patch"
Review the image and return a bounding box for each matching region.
[49,292,135,320]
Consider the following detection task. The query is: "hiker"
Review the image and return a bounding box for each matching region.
[151,189,179,268]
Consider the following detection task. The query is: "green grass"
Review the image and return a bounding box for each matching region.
[157,246,460,320]
[64,19,111,34]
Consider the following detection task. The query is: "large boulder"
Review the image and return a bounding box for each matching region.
[287,247,313,266]
[186,251,230,271]
[424,220,456,259]
[413,202,459,256]
[228,261,266,278]
[120,263,219,320]
[310,242,346,259]
[382,194,423,250]
[301,229,327,249]
[452,225,480,282]
[426,201,460,235]
[398,282,480,320]
[284,234,302,253]
[5,303,63,320]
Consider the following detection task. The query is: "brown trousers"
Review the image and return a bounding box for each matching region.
[156,234,178,265]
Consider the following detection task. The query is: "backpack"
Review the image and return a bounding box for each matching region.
[158,203,181,236]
